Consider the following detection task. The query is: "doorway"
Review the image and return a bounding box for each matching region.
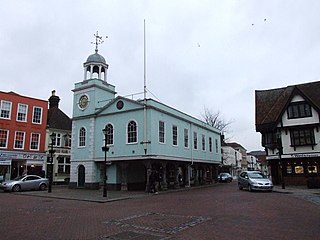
[78,165,85,188]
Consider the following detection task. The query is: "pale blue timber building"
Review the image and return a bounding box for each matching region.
[69,47,222,191]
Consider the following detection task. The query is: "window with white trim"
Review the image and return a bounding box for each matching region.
[30,133,40,150]
[202,134,206,151]
[172,125,178,146]
[209,137,213,152]
[215,139,219,153]
[105,124,114,145]
[184,128,189,148]
[0,100,12,119]
[14,131,25,149]
[0,129,9,148]
[193,131,198,150]
[127,121,137,143]
[159,121,165,143]
[17,103,28,122]
[52,133,61,147]
[57,156,70,174]
[32,106,43,124]
[79,127,86,147]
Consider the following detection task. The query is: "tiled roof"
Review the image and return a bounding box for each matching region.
[255,81,320,132]
[47,107,72,131]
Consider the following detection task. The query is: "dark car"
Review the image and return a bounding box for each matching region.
[217,173,233,183]
[0,175,48,192]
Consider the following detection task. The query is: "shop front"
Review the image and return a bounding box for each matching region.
[0,151,46,180]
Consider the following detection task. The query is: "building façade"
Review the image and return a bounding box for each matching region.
[255,81,320,187]
[69,48,222,191]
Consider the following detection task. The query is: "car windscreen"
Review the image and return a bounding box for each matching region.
[13,176,25,181]
[248,173,265,179]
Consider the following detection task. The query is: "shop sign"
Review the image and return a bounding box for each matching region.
[0,152,45,160]
[289,153,320,158]
[0,160,11,165]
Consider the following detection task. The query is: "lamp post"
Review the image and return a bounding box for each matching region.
[277,131,285,189]
[102,127,110,198]
[48,132,56,193]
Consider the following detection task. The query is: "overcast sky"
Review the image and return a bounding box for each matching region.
[1,0,320,152]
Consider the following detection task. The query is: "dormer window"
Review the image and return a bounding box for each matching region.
[287,101,311,119]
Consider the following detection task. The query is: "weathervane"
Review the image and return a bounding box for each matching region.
[91,31,108,53]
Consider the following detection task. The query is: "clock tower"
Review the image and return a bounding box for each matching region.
[72,32,116,118]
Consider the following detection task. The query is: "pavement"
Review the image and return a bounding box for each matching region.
[10,182,320,204]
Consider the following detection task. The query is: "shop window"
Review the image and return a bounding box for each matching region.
[286,166,292,174]
[294,166,304,174]
[308,166,317,174]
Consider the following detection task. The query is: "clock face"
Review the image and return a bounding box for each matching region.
[79,95,89,109]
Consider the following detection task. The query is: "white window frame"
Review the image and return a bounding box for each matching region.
[201,134,206,151]
[159,121,165,144]
[0,100,12,119]
[16,103,28,122]
[209,137,213,152]
[78,127,86,147]
[215,139,219,153]
[193,131,198,150]
[0,129,9,148]
[127,120,138,144]
[172,125,178,146]
[184,128,189,148]
[105,123,114,146]
[14,131,25,149]
[52,133,62,147]
[32,106,43,124]
[30,132,40,151]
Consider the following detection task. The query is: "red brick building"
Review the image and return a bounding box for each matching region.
[0,91,48,181]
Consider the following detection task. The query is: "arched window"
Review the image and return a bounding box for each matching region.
[79,127,86,147]
[105,123,114,145]
[127,120,137,143]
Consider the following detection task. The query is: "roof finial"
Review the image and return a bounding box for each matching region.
[91,31,108,53]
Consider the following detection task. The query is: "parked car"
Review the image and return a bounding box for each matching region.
[238,171,273,192]
[217,173,233,183]
[0,175,48,192]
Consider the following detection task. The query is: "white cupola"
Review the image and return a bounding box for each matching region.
[83,31,109,81]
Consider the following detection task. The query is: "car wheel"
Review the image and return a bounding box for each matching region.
[248,184,253,192]
[12,184,21,192]
[39,183,47,191]
[238,183,243,190]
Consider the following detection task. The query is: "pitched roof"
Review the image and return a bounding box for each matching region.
[47,107,72,131]
[255,80,320,132]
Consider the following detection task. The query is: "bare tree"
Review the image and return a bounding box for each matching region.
[201,106,233,139]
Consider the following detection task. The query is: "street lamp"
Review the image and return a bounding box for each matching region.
[277,131,285,189]
[48,132,56,193]
[102,127,110,198]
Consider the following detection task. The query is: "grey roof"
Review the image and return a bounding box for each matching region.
[86,52,106,64]
[47,107,72,131]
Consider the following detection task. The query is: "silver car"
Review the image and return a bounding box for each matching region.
[238,171,273,192]
[0,175,48,192]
